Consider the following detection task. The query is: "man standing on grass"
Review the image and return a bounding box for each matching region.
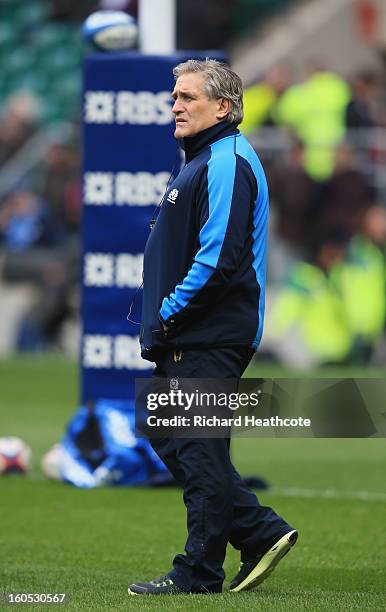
[129,59,297,596]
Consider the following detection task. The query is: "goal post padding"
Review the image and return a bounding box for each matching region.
[82,51,225,403]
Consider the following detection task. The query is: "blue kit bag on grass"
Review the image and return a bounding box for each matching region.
[54,399,171,488]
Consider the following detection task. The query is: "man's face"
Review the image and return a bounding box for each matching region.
[171,72,228,138]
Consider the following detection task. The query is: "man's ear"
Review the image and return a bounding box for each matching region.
[216,98,231,120]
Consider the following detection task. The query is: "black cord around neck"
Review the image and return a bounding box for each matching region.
[149,150,181,230]
[127,150,182,325]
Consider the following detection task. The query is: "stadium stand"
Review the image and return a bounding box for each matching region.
[0,0,83,124]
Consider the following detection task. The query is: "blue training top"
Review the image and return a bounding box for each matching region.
[140,120,269,362]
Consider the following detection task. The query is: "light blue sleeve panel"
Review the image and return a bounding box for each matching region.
[235,134,269,348]
[160,139,237,323]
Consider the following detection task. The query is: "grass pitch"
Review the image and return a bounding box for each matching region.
[0,356,385,611]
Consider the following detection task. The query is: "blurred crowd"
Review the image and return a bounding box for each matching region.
[241,63,386,366]
[0,0,385,366]
[0,92,81,351]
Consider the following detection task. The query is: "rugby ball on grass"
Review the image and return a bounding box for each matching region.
[0,437,31,474]
[83,11,138,51]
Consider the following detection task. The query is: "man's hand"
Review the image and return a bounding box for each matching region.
[159,313,174,334]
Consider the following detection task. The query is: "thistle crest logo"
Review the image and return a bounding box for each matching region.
[167,188,179,204]
[170,378,179,390]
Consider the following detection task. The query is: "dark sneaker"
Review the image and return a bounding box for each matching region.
[229,529,298,593]
[128,575,186,596]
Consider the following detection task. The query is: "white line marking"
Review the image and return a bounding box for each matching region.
[269,487,386,502]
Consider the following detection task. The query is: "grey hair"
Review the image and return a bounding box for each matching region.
[173,59,243,126]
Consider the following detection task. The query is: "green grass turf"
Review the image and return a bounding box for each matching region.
[0,356,385,611]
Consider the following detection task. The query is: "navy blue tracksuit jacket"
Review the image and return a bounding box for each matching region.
[141,121,269,362]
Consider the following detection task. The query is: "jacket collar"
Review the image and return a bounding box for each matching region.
[181,121,238,163]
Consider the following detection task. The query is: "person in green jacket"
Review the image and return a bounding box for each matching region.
[266,232,352,365]
[331,206,386,362]
[241,64,291,134]
[275,63,351,181]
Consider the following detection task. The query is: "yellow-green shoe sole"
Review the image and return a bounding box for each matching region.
[229,529,298,593]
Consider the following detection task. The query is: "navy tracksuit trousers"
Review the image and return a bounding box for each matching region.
[150,347,292,593]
